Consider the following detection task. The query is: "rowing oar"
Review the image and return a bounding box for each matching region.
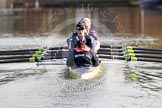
[98,49,162,55]
[0,50,69,60]
[99,45,162,63]
[0,46,68,63]
[0,53,68,63]
[0,48,44,55]
[4,49,162,61]
[0,46,68,55]
[1,47,161,56]
[0,49,69,63]
[36,61,66,66]
[1,44,159,54]
[98,51,162,59]
[1,45,162,63]
[50,50,162,63]
[1,49,162,63]
[100,45,162,52]
[1,45,161,55]
[99,55,162,63]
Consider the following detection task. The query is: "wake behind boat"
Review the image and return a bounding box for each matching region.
[66,64,103,79]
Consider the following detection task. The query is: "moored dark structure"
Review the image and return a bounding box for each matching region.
[1,0,139,9]
[139,0,162,8]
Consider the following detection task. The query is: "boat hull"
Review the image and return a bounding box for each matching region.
[67,65,103,79]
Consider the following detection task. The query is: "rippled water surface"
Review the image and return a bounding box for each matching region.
[0,6,162,108]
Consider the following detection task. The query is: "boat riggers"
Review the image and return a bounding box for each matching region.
[0,45,162,64]
[99,45,162,63]
[0,46,68,63]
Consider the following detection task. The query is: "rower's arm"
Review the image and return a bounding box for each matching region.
[91,51,99,67]
[95,40,100,52]
[86,35,96,51]
[66,50,75,67]
[67,31,77,50]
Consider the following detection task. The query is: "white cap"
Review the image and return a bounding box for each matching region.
[82,18,91,25]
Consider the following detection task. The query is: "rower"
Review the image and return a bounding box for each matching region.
[80,17,100,52]
[67,21,95,51]
[66,35,99,67]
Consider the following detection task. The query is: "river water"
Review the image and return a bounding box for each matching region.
[0,6,162,108]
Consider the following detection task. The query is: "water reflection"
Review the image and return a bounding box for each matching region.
[0,7,162,40]
[125,62,162,91]
[0,63,47,85]
[0,7,162,35]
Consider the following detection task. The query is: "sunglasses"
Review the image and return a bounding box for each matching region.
[77,27,84,31]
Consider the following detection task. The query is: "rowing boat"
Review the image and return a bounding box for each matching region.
[66,64,103,79]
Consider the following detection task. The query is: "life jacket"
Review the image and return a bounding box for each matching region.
[71,29,98,40]
[71,34,95,50]
[67,29,96,50]
[73,47,93,67]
